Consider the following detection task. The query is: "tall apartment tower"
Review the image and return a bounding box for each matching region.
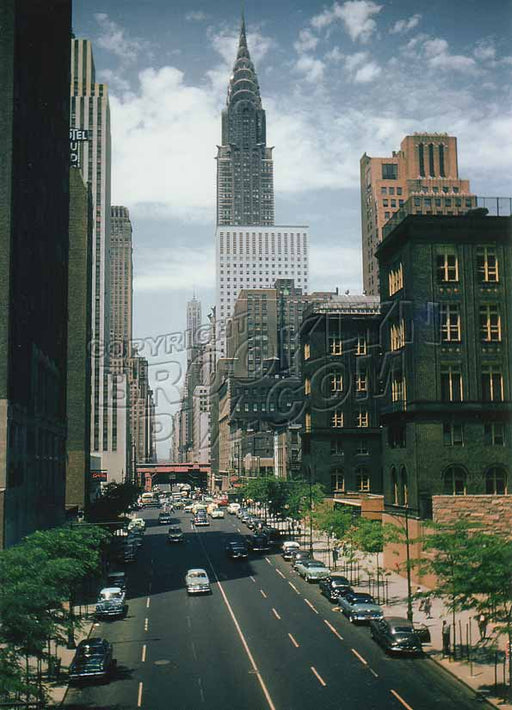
[110,206,133,369]
[215,18,309,332]
[70,38,112,454]
[216,17,274,227]
[186,296,202,363]
[361,133,474,295]
[0,0,72,546]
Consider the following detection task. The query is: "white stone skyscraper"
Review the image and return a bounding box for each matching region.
[186,296,202,363]
[215,18,309,325]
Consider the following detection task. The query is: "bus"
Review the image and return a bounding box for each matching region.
[141,492,157,507]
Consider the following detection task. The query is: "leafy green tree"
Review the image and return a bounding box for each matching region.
[88,481,140,522]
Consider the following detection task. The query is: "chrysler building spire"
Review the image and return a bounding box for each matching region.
[216,15,274,226]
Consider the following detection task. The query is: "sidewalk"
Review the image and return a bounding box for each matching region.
[306,530,512,709]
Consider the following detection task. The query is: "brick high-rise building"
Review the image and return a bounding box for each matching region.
[361,133,474,295]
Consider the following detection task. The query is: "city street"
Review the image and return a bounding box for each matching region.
[64,508,481,710]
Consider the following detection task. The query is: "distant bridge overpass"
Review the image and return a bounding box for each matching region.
[137,463,210,491]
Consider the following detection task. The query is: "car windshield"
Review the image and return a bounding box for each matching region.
[189,572,207,579]
[350,594,374,604]
[332,579,349,586]
[393,627,414,634]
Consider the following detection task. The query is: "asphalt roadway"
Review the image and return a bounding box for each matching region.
[64,507,483,710]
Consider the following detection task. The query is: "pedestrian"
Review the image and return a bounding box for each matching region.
[442,621,451,657]
[477,613,487,640]
[416,586,424,611]
[423,596,432,619]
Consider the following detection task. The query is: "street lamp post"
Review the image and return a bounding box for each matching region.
[385,504,416,623]
[307,465,314,554]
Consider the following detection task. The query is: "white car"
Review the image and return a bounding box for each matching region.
[227,503,241,515]
[184,503,194,513]
[98,586,126,603]
[185,569,211,595]
[210,509,225,519]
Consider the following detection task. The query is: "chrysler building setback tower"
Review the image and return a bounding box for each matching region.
[216,17,274,226]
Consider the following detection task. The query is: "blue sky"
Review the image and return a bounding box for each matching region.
[73,0,512,455]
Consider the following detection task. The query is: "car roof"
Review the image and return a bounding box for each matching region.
[108,571,126,578]
[187,568,207,574]
[100,587,123,594]
[384,616,414,626]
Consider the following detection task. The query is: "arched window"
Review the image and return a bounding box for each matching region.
[418,143,425,177]
[331,468,344,493]
[438,144,445,177]
[485,466,507,494]
[400,466,409,506]
[356,467,370,492]
[428,143,435,176]
[391,467,398,505]
[443,465,467,495]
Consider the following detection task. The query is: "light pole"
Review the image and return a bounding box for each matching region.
[307,465,314,554]
[385,504,416,623]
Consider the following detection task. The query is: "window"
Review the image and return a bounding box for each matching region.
[477,247,499,283]
[356,409,369,427]
[485,466,507,494]
[388,424,406,448]
[443,422,464,446]
[390,320,405,351]
[304,343,311,360]
[329,336,343,356]
[331,409,344,428]
[389,263,404,295]
[331,439,344,455]
[305,378,311,395]
[356,334,367,355]
[381,187,387,195]
[440,304,461,342]
[484,422,505,446]
[400,466,409,506]
[437,251,459,282]
[482,367,504,402]
[441,366,463,402]
[331,468,345,493]
[391,467,398,505]
[305,412,311,433]
[443,465,467,495]
[418,143,425,177]
[355,371,368,393]
[356,440,369,455]
[480,305,501,342]
[428,143,435,176]
[356,468,370,492]
[382,163,398,180]
[330,374,343,392]
[391,374,406,402]
[439,144,445,177]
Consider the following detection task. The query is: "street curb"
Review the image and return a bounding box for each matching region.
[427,653,504,708]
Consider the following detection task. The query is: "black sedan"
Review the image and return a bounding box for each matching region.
[370,616,423,655]
[247,533,270,552]
[69,638,115,684]
[225,541,249,559]
[319,574,352,602]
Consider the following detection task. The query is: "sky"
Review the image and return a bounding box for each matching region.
[73,0,512,457]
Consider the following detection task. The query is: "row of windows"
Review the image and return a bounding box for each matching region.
[331,467,371,493]
[442,465,508,495]
[441,366,505,402]
[440,304,502,343]
[304,373,368,395]
[304,409,370,430]
[437,248,499,283]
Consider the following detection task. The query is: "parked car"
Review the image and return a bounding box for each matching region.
[247,533,270,552]
[291,550,313,568]
[337,592,383,623]
[282,541,300,560]
[158,512,172,525]
[69,638,115,683]
[225,541,249,559]
[184,503,194,513]
[370,616,423,655]
[210,508,225,519]
[106,571,127,592]
[168,526,184,543]
[185,568,211,595]
[95,596,127,620]
[236,507,249,519]
[295,559,331,582]
[259,526,281,546]
[128,517,145,531]
[98,586,126,604]
[319,574,352,602]
[227,503,241,515]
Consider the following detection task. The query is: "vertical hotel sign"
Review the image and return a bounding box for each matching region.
[70,128,89,168]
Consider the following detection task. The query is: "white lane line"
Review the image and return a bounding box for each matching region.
[250,576,256,583]
[275,568,285,579]
[141,644,147,663]
[370,668,379,678]
[288,633,300,648]
[305,598,319,614]
[265,557,272,565]
[272,608,281,620]
[310,666,327,687]
[137,681,143,707]
[288,581,300,595]
[197,536,277,710]
[324,619,343,640]
[260,589,268,599]
[144,618,149,632]
[237,527,241,532]
[351,648,368,666]
[146,597,151,608]
[390,689,414,710]
[198,677,205,703]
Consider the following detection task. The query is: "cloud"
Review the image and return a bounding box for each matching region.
[389,14,421,34]
[134,245,215,292]
[341,52,381,82]
[473,39,496,62]
[294,28,319,53]
[311,1,382,43]
[185,11,208,22]
[294,55,325,82]
[344,51,368,71]
[325,47,344,62]
[422,37,477,73]
[208,26,273,66]
[94,13,144,63]
[353,60,381,83]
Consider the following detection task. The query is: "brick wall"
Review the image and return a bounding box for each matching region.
[433,495,512,536]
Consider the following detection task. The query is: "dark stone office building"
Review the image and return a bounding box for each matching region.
[0,0,72,545]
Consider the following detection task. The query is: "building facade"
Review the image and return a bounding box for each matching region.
[110,206,133,369]
[361,133,474,296]
[0,0,72,545]
[186,296,202,363]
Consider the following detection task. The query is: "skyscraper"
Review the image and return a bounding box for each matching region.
[186,296,202,363]
[110,206,133,369]
[216,17,274,227]
[215,18,309,326]
[360,133,474,296]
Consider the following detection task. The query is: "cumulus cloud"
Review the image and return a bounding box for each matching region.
[389,14,421,34]
[473,39,496,62]
[344,51,368,71]
[311,1,382,43]
[423,37,477,73]
[353,60,381,82]
[208,26,273,66]
[185,11,208,22]
[294,28,319,53]
[94,13,144,63]
[294,55,326,82]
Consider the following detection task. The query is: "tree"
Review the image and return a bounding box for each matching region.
[88,481,140,523]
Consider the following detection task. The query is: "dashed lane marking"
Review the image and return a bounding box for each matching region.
[137,682,143,708]
[265,557,272,565]
[276,568,285,579]
[323,619,343,640]
[260,589,268,599]
[272,608,281,620]
[310,666,327,687]
[351,648,368,666]
[250,576,256,583]
[144,618,149,632]
[198,677,205,703]
[288,581,300,594]
[146,597,150,608]
[141,644,147,663]
[305,598,319,614]
[370,668,379,678]
[390,690,414,710]
[288,633,299,648]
